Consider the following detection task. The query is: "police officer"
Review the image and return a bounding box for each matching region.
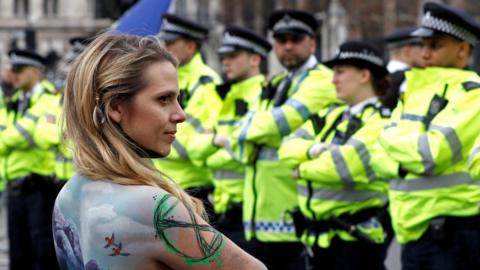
[223,9,338,269]
[371,2,480,269]
[155,14,221,219]
[382,27,422,110]
[1,49,60,269]
[279,41,392,270]
[188,26,272,251]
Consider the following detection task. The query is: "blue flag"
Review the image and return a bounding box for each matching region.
[116,0,172,36]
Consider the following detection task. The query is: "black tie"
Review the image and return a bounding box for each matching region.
[273,75,292,107]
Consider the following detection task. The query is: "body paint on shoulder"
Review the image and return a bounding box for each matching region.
[153,194,225,267]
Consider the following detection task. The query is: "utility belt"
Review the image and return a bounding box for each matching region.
[291,207,388,244]
[428,214,480,244]
[7,173,55,196]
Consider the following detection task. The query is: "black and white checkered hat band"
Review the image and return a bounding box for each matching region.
[10,54,44,69]
[422,12,477,44]
[273,17,314,35]
[221,33,268,57]
[338,51,384,66]
[161,20,205,40]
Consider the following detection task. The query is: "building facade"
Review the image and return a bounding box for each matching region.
[0,0,115,67]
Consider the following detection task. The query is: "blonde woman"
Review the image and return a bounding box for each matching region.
[53,33,266,270]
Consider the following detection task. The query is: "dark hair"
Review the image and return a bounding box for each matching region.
[371,74,391,98]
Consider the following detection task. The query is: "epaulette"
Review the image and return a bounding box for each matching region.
[215,82,232,100]
[198,75,214,85]
[462,81,480,92]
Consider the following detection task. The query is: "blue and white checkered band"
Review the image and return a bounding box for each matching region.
[10,54,43,69]
[161,19,205,40]
[273,15,315,36]
[338,51,384,66]
[422,11,478,45]
[222,33,268,57]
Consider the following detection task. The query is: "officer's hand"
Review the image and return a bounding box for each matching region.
[308,143,328,158]
[213,134,229,147]
[292,167,300,179]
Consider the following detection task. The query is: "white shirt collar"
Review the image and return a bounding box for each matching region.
[348,96,378,116]
[288,55,318,79]
[387,60,409,73]
[22,82,43,99]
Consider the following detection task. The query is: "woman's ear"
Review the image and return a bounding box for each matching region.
[359,68,371,84]
[107,101,123,124]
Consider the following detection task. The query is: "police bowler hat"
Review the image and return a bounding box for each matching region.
[324,41,388,77]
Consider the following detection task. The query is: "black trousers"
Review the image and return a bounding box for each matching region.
[248,239,306,270]
[7,176,59,270]
[401,227,480,270]
[310,237,388,270]
[185,185,217,223]
[215,205,259,256]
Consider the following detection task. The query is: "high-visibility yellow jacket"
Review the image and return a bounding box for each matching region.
[371,67,480,244]
[231,58,339,242]
[154,52,222,189]
[279,100,391,247]
[32,95,74,181]
[469,136,480,179]
[0,80,60,180]
[198,75,266,214]
[0,89,8,191]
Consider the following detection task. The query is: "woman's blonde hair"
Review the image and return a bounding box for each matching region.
[63,33,205,215]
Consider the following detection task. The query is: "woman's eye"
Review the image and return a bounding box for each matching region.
[158,94,172,103]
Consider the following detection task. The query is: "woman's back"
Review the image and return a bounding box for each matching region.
[54,174,265,270]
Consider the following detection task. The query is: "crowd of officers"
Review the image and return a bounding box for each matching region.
[2,1,480,269]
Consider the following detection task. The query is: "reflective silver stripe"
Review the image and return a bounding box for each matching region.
[418,134,435,176]
[469,147,480,164]
[218,119,237,126]
[430,124,462,164]
[390,172,480,191]
[186,114,205,132]
[272,107,290,137]
[214,170,245,180]
[331,146,355,188]
[384,122,397,130]
[346,138,376,181]
[298,185,388,203]
[285,99,310,121]
[55,156,73,162]
[24,112,39,122]
[401,113,426,123]
[294,128,313,140]
[15,123,37,148]
[258,147,278,161]
[172,140,189,160]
